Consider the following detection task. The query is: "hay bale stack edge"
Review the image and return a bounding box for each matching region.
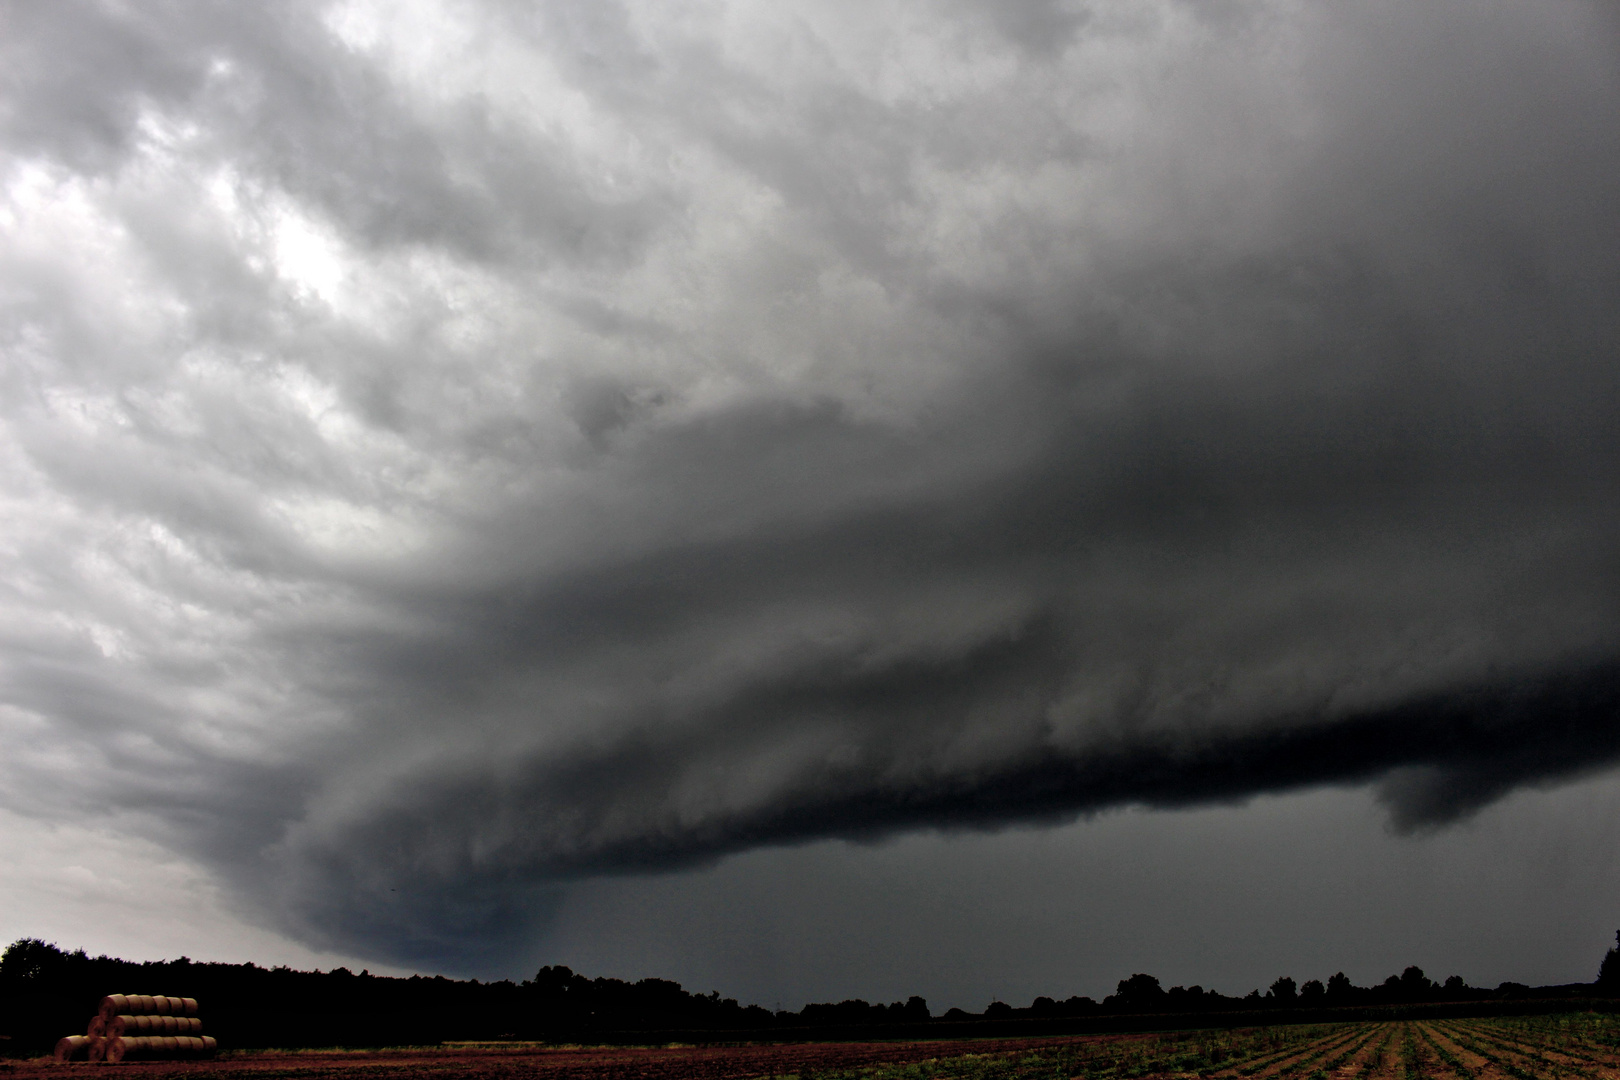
[52,1036,96,1063]
[96,995,196,1020]
[104,1035,216,1062]
[57,995,213,1063]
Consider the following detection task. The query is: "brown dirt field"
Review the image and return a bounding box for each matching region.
[1329,1023,1392,1080]
[1408,1023,1461,1080]
[0,1033,1176,1080]
[19,1022,1620,1080]
[1436,1021,1620,1079]
[1422,1021,1498,1077]
[1212,1027,1360,1080]
[1303,1026,1382,1078]
[1360,1024,1402,1080]
[1446,1021,1620,1073]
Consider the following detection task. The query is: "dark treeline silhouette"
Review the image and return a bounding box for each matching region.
[1600,931,1620,991]
[5,935,1620,1056]
[1086,966,1524,1014]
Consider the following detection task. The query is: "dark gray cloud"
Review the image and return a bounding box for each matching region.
[0,0,1617,972]
[541,778,1620,1010]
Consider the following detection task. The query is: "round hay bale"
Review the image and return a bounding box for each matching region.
[160,1015,178,1034]
[88,1037,107,1062]
[202,1036,217,1053]
[99,995,127,1021]
[185,1017,204,1034]
[181,997,199,1016]
[55,1035,92,1062]
[105,1037,129,1063]
[88,1015,106,1038]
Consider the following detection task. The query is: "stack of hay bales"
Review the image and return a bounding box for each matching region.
[54,994,217,1063]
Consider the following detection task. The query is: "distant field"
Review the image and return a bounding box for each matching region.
[8,1016,1620,1080]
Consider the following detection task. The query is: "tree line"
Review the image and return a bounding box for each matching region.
[1075,967,1539,1018]
[4,934,1619,1057]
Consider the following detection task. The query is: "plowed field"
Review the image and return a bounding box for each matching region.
[9,1015,1620,1080]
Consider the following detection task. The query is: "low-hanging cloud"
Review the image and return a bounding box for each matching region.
[1,0,1617,968]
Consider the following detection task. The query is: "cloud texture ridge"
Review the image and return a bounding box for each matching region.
[1,0,1618,966]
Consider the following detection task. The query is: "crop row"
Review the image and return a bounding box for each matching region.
[777,1017,1620,1080]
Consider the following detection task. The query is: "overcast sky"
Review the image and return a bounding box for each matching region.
[2,0,1619,1011]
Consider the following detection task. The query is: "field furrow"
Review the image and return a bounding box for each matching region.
[1419,1021,1488,1079]
[1320,1023,1387,1080]
[1214,1027,1358,1079]
[1411,1022,1472,1080]
[13,1018,1620,1080]
[1448,1022,1618,1069]
[1431,1021,1606,1080]
[1341,1024,1390,1080]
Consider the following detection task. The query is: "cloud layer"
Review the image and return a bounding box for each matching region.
[2,0,1617,967]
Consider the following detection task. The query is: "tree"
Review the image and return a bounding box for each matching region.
[1114,973,1165,1010]
[0,938,61,984]
[1599,931,1620,990]
[1399,966,1432,1000]
[1325,972,1353,1001]
[1299,979,1325,1004]
[1268,976,1297,1004]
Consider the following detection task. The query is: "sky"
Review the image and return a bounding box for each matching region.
[1,0,1618,1013]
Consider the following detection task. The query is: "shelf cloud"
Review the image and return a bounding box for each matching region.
[1,0,1617,968]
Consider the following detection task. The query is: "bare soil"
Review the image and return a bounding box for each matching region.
[10,1021,1619,1080]
[1329,1023,1393,1080]
[0,1034,1165,1080]
[1210,1027,1360,1080]
[1431,1020,1620,1080]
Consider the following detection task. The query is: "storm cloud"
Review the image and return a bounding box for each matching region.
[1,0,1618,969]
